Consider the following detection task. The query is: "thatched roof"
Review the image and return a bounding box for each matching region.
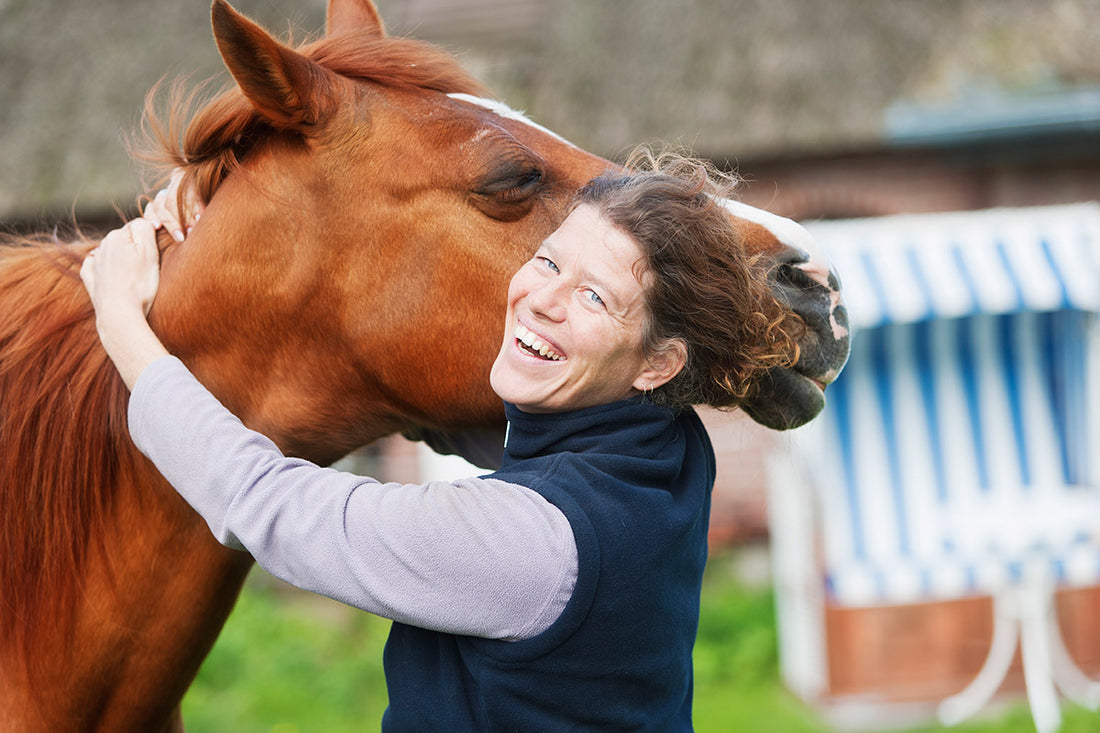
[3,0,1099,225]
[0,0,325,225]
[515,0,1100,161]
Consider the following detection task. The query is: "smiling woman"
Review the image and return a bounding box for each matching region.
[574,149,802,410]
[489,204,676,413]
[490,149,798,415]
[81,146,802,731]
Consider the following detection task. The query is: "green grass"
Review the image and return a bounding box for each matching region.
[182,554,1100,732]
[181,573,390,732]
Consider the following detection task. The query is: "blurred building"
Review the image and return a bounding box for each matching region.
[8,1,1100,222]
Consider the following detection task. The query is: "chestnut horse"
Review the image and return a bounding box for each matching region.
[0,0,849,730]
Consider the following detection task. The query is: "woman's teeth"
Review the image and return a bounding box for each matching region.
[515,325,563,361]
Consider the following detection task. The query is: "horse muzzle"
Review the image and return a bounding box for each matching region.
[742,248,851,430]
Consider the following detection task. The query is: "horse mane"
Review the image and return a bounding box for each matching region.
[0,234,138,658]
[0,26,488,662]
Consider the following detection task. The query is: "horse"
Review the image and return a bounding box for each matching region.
[0,0,849,730]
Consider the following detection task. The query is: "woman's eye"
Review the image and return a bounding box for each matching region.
[586,290,605,307]
[538,256,559,273]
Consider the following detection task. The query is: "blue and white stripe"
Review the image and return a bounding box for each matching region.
[794,205,1100,607]
[805,204,1100,330]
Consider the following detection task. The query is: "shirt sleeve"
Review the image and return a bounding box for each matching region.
[127,355,577,641]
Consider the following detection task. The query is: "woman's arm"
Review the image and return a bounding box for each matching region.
[130,355,576,640]
[80,218,169,389]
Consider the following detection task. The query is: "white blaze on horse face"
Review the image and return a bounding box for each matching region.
[447,93,579,149]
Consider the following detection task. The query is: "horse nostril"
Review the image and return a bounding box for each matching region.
[774,243,810,266]
[775,262,815,290]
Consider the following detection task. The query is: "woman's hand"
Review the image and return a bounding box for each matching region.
[81,218,169,389]
[82,218,161,319]
[143,168,203,243]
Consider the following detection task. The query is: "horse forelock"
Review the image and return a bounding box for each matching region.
[307,33,487,97]
[0,238,139,660]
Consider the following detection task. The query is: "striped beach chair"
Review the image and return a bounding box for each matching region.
[770,204,1100,732]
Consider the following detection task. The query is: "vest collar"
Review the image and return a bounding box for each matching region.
[501,398,677,464]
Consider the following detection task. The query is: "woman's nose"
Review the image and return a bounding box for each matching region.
[527,280,567,322]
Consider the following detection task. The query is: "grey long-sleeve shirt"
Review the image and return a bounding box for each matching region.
[127,356,578,641]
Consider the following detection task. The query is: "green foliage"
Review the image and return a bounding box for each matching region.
[182,573,390,733]
[692,562,831,733]
[183,556,1100,733]
[694,570,780,688]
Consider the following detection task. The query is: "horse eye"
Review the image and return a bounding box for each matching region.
[477,168,543,202]
[472,165,544,221]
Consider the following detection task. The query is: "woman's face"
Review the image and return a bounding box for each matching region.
[490,204,674,413]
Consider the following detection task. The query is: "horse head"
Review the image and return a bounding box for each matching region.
[154,0,847,467]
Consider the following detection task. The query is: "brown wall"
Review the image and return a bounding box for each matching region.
[738,146,1100,222]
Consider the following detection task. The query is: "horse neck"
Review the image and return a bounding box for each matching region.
[99,155,352,463]
[149,165,435,464]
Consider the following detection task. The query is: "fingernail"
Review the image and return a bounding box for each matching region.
[173,229,185,242]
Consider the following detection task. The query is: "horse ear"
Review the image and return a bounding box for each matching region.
[326,0,385,38]
[211,0,335,130]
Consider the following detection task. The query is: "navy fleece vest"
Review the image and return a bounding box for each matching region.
[381,398,716,732]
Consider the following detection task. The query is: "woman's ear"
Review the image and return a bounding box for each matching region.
[633,338,687,393]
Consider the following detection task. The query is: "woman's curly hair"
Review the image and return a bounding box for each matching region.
[576,146,803,411]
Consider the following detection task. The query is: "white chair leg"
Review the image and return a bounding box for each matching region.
[1018,582,1062,733]
[1048,599,1100,710]
[938,591,1020,727]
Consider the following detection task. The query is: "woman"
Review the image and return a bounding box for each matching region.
[82,149,798,731]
